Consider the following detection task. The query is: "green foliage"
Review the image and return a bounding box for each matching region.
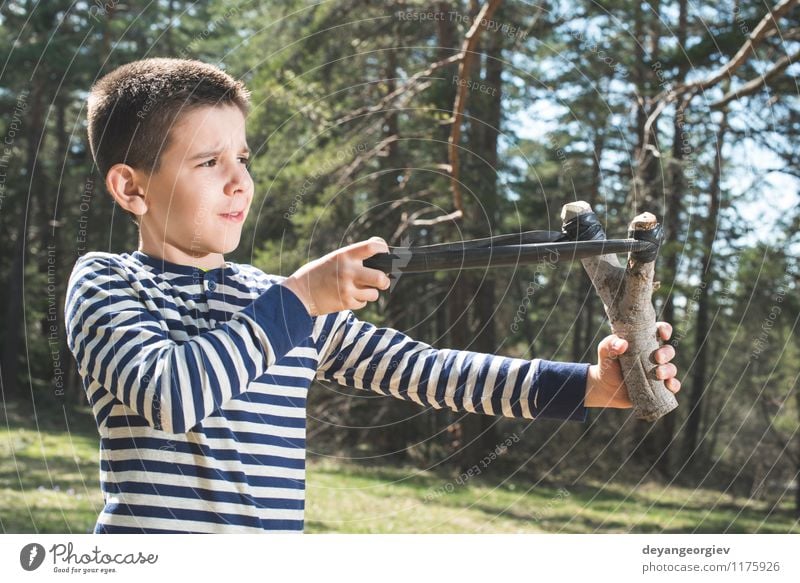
[0,0,798,531]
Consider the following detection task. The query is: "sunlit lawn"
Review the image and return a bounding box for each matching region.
[0,408,102,534]
[305,460,800,533]
[2,406,797,534]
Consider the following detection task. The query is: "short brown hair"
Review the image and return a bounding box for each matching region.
[87,58,251,221]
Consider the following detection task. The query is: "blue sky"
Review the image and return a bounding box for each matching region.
[509,101,799,251]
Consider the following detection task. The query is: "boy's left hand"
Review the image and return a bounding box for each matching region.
[585,322,680,409]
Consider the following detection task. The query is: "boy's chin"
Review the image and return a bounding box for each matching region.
[206,241,241,255]
[217,236,242,255]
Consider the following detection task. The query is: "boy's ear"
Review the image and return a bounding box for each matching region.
[106,163,148,218]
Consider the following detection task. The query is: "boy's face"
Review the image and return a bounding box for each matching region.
[138,104,253,265]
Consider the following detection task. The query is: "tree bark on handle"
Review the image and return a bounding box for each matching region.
[561,201,678,422]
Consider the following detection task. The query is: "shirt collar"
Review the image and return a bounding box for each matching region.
[131,250,239,277]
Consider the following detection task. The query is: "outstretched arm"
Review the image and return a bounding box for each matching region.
[315,310,589,422]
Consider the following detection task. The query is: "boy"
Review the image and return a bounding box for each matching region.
[66,58,680,533]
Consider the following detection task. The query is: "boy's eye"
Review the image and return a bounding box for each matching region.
[197,157,249,168]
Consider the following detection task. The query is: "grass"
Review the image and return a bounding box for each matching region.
[1,404,798,534]
[305,459,800,533]
[0,405,103,534]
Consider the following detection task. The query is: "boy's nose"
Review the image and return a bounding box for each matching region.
[224,165,252,197]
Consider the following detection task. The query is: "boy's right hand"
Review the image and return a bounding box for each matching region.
[280,237,392,317]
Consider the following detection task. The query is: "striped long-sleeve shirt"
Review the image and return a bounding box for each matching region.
[64,250,589,533]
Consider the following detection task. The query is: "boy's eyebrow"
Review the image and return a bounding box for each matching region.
[189,145,251,159]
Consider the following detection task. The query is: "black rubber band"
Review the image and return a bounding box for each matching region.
[360,212,662,275]
[630,223,663,263]
[390,229,563,254]
[362,239,657,274]
[557,211,606,242]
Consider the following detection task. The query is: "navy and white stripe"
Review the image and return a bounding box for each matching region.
[65,250,588,533]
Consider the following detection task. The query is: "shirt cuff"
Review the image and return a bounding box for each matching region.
[241,284,314,358]
[532,360,589,422]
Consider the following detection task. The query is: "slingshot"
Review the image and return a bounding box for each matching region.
[362,207,660,275]
[363,201,678,422]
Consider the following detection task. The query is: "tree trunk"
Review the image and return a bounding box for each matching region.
[682,109,729,468]
[629,0,663,215]
[1,75,46,399]
[573,130,604,364]
[376,16,419,459]
[641,0,688,479]
[795,376,800,518]
[455,1,504,473]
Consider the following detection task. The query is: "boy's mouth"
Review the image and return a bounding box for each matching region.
[219,210,245,223]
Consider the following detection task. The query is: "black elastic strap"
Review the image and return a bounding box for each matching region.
[558,211,606,243]
[363,239,657,274]
[630,223,663,263]
[361,211,660,275]
[392,228,563,253]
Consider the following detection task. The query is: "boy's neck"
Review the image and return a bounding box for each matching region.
[138,237,226,270]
